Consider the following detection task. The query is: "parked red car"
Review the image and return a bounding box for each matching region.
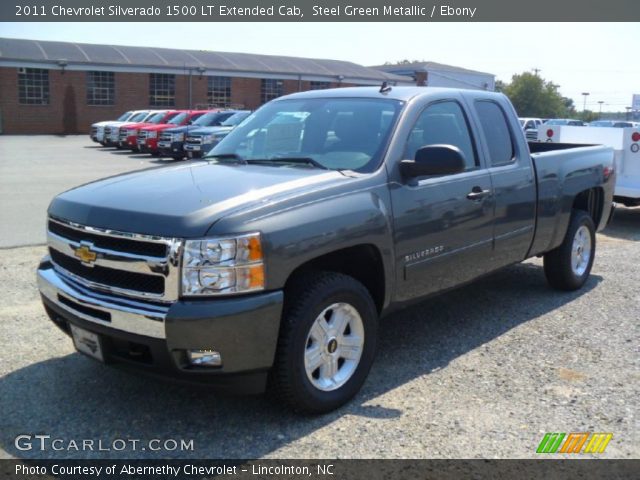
[120,110,181,151]
[138,110,210,155]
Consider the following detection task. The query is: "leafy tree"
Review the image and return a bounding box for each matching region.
[501,72,570,118]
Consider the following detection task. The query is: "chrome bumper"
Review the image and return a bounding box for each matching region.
[38,262,167,339]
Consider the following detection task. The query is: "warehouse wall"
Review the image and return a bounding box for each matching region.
[0,67,348,134]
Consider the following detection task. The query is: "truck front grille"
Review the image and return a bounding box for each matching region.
[160,132,172,142]
[186,136,202,145]
[138,131,148,140]
[50,249,165,295]
[47,217,182,302]
[90,127,98,137]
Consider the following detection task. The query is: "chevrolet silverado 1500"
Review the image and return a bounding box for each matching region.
[38,87,614,413]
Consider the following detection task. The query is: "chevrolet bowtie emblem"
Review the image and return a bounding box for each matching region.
[74,244,97,264]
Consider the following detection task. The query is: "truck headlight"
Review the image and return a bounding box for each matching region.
[173,132,185,141]
[127,129,137,136]
[202,134,221,144]
[181,233,265,296]
[147,131,157,138]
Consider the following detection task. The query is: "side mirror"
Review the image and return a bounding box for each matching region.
[400,145,466,178]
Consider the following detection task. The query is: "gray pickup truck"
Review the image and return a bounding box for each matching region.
[38,87,614,413]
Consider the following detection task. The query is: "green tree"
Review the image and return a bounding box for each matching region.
[502,72,570,118]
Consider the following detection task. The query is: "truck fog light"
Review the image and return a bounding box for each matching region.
[187,349,222,367]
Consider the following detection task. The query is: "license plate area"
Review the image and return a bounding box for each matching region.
[70,324,105,362]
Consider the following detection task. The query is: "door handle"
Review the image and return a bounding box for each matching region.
[466,187,491,200]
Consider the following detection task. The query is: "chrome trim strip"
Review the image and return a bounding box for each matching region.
[38,266,167,339]
[49,216,178,245]
[48,231,170,274]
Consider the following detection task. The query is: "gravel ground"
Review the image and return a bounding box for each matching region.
[0,213,638,459]
[0,136,637,460]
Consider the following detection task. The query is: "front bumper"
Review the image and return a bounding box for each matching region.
[158,141,185,157]
[38,259,283,393]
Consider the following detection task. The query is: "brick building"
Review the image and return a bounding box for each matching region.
[0,37,410,134]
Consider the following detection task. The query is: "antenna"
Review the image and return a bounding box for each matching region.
[379,81,392,94]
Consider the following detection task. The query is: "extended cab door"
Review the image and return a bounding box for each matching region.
[466,97,536,268]
[390,99,495,302]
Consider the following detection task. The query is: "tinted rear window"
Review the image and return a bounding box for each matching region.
[474,101,514,166]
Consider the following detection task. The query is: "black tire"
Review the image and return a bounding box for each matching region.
[543,210,596,291]
[270,272,378,414]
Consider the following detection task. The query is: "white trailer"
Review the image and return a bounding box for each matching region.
[538,125,640,206]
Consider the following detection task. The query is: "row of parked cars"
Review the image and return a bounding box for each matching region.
[519,117,640,141]
[90,108,252,159]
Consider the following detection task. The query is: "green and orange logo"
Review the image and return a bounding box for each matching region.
[536,432,613,454]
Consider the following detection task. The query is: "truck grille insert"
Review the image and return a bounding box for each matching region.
[50,249,165,295]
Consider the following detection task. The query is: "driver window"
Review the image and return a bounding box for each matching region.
[404,101,477,171]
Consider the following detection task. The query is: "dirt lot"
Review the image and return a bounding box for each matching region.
[0,136,638,459]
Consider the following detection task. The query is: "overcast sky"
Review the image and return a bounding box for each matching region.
[0,22,637,112]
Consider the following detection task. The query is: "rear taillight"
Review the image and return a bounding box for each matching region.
[546,129,554,138]
[632,132,640,142]
[603,166,614,182]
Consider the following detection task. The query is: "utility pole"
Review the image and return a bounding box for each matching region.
[532,68,541,76]
[598,101,604,119]
[581,92,590,112]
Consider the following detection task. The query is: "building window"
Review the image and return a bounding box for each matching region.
[309,81,330,90]
[261,79,284,104]
[18,68,49,105]
[207,76,231,107]
[149,73,175,107]
[86,71,115,106]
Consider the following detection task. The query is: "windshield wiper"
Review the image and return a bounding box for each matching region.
[246,157,328,170]
[205,153,247,164]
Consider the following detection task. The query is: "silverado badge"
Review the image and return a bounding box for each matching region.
[74,243,97,265]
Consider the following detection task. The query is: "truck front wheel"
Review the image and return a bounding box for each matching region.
[270,272,378,413]
[543,210,596,291]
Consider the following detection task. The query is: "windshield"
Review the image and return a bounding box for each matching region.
[194,111,225,126]
[147,112,167,124]
[130,112,149,122]
[206,98,403,172]
[117,111,132,121]
[169,112,189,124]
[162,112,180,123]
[546,119,568,125]
[220,111,251,127]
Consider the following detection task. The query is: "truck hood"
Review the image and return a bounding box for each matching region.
[163,125,192,134]
[142,123,179,132]
[188,126,234,135]
[48,162,348,238]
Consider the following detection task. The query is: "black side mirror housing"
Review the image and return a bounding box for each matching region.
[400,144,466,178]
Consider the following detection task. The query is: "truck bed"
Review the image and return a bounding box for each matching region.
[527,143,614,257]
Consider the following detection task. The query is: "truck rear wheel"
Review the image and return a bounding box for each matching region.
[270,272,377,413]
[543,210,596,291]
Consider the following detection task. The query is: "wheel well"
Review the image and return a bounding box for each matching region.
[285,245,386,314]
[573,188,604,227]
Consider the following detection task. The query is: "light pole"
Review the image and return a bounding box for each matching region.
[598,101,604,119]
[581,92,590,112]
